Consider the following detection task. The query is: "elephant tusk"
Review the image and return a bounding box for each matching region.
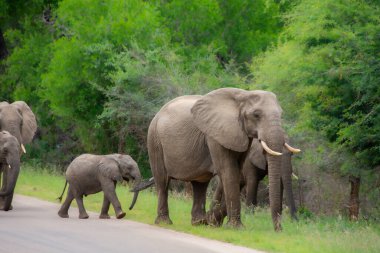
[285,143,301,153]
[21,144,26,154]
[260,140,282,156]
[292,173,299,180]
[8,165,11,169]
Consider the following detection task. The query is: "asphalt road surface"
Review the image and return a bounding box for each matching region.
[0,195,263,253]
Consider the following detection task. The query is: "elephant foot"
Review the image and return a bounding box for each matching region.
[0,204,13,211]
[191,216,208,226]
[99,213,110,219]
[58,211,69,218]
[116,211,126,219]
[155,215,173,225]
[79,213,89,219]
[274,224,282,232]
[226,218,244,229]
[206,210,224,227]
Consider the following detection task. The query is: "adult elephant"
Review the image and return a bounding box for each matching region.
[0,131,21,211]
[148,88,293,231]
[209,138,300,226]
[0,101,37,210]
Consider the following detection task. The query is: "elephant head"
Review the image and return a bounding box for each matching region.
[0,131,21,203]
[246,138,299,220]
[0,101,37,154]
[103,154,142,210]
[191,88,298,231]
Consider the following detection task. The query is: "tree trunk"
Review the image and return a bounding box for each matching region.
[118,128,126,154]
[0,28,8,60]
[348,175,360,220]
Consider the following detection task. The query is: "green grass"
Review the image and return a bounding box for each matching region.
[15,164,380,253]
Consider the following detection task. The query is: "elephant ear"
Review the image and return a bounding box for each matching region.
[191,88,249,152]
[12,101,37,144]
[0,102,10,109]
[248,139,267,170]
[98,157,123,182]
[0,102,10,119]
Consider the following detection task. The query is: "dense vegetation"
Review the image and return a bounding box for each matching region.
[1,0,379,220]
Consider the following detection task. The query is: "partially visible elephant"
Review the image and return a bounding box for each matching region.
[147,88,296,230]
[209,138,299,226]
[58,154,142,219]
[0,101,37,210]
[0,101,37,152]
[0,131,21,211]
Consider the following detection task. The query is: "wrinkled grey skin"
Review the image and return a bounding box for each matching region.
[147,88,286,230]
[0,131,21,210]
[209,139,298,226]
[58,154,142,219]
[0,101,37,210]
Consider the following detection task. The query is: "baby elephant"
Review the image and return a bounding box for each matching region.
[57,154,141,219]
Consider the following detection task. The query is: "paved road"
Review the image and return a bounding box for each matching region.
[0,195,263,253]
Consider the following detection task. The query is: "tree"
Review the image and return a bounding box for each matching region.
[253,0,380,219]
[40,0,170,153]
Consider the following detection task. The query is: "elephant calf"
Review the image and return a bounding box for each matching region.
[58,154,142,219]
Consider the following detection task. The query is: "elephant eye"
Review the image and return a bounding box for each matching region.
[252,110,262,119]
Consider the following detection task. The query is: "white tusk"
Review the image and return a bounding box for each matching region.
[260,141,282,156]
[292,173,299,180]
[285,143,301,153]
[8,165,11,169]
[21,144,26,154]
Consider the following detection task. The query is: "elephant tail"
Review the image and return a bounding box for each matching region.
[57,180,68,203]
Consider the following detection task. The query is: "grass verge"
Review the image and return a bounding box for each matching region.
[15,164,380,253]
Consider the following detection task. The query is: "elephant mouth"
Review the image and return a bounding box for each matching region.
[123,176,132,182]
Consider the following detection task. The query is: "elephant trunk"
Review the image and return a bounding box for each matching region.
[0,159,20,197]
[261,124,285,232]
[281,153,298,220]
[128,172,141,210]
[129,177,155,210]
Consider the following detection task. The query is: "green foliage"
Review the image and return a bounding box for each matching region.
[297,205,315,220]
[218,0,282,63]
[157,0,224,47]
[39,0,171,154]
[253,0,380,175]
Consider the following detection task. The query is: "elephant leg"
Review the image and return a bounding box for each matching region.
[0,170,6,208]
[207,177,227,226]
[246,180,258,208]
[191,181,209,225]
[154,176,172,225]
[71,187,89,219]
[101,180,125,219]
[58,186,74,218]
[220,169,242,227]
[0,169,13,211]
[99,195,111,219]
[280,179,284,215]
[208,138,242,228]
[0,170,6,210]
[245,167,259,209]
[1,193,14,211]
